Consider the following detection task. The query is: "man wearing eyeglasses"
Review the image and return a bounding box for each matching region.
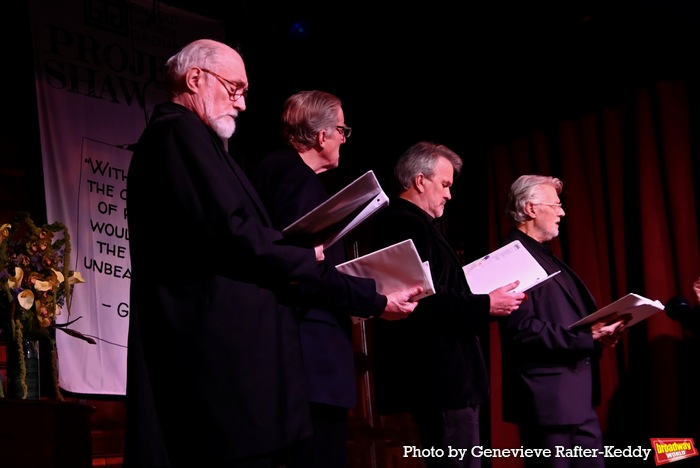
[125,41,419,468]
[250,90,400,468]
[499,174,625,468]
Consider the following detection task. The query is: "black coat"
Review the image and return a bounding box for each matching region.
[499,229,601,426]
[124,103,367,466]
[369,198,491,413]
[251,148,384,409]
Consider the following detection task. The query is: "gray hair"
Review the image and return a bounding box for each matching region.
[281,90,342,152]
[505,174,563,224]
[164,39,231,92]
[394,141,463,191]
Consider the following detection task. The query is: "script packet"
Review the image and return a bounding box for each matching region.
[336,238,434,302]
[282,170,389,249]
[463,240,560,294]
[569,293,664,329]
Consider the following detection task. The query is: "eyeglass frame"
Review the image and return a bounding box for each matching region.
[200,68,248,102]
[534,202,564,210]
[336,125,352,139]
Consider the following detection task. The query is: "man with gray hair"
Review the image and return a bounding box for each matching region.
[499,174,625,468]
[369,141,525,468]
[251,90,417,467]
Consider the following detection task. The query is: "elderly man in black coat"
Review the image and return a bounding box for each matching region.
[499,174,626,468]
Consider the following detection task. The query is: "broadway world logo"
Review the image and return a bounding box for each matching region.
[650,438,698,465]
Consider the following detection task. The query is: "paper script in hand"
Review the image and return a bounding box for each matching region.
[463,240,560,294]
[336,238,434,301]
[282,170,389,249]
[569,293,664,329]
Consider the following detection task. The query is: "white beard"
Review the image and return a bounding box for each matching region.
[202,90,237,139]
[210,113,236,139]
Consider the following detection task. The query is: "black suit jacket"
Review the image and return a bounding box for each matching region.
[499,229,601,426]
[251,148,384,409]
[124,104,373,466]
[369,198,491,413]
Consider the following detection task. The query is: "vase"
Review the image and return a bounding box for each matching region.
[6,339,40,400]
[23,340,40,399]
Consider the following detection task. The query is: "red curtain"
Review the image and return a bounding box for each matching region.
[484,80,700,467]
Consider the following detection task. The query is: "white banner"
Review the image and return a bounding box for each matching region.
[29,0,224,395]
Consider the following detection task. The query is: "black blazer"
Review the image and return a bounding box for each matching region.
[499,229,601,426]
[251,148,384,409]
[124,104,372,466]
[369,198,491,413]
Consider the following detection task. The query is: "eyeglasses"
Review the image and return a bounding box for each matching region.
[535,202,563,210]
[336,125,352,139]
[200,68,248,102]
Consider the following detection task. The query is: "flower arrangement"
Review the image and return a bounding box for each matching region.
[0,212,94,400]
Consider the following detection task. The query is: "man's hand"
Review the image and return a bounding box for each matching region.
[693,276,700,306]
[488,281,526,316]
[314,244,325,262]
[379,286,423,321]
[592,318,628,348]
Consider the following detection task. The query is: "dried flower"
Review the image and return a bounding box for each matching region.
[1,212,94,400]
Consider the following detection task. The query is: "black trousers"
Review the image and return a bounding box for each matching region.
[411,405,482,468]
[288,402,349,468]
[518,406,604,468]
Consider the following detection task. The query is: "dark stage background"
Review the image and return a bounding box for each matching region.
[4,0,699,236]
